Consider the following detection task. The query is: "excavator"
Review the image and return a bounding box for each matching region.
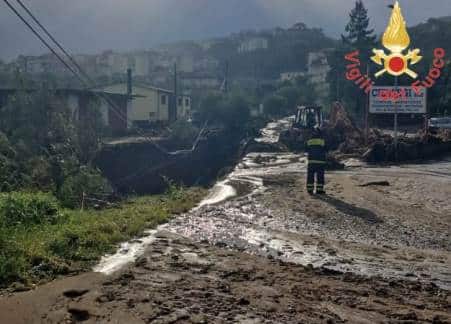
[279,105,323,151]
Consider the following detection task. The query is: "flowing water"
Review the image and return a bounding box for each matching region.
[95,118,451,290]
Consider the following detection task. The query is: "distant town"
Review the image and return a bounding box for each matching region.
[0,23,333,132]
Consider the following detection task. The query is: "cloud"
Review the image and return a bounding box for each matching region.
[1,0,450,60]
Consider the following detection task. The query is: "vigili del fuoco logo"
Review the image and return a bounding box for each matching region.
[345,1,446,99]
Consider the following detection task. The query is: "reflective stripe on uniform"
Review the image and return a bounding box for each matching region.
[307,138,325,147]
[308,160,326,165]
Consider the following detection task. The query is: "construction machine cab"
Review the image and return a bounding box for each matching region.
[279,105,324,151]
[293,106,323,130]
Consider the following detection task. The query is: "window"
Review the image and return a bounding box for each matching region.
[185,98,190,106]
[161,95,166,105]
[178,98,183,106]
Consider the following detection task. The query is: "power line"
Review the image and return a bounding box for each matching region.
[13,0,135,130]
[13,0,135,126]
[3,0,127,122]
[3,0,214,196]
[15,0,89,81]
[4,0,208,164]
[3,0,85,86]
[3,0,165,152]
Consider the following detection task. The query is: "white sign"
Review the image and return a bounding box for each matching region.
[369,86,427,114]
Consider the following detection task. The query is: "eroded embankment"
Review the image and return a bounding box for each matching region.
[95,128,249,195]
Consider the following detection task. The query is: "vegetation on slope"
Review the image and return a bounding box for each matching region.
[0,187,205,289]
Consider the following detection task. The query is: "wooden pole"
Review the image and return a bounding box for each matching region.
[173,62,177,122]
[81,192,85,211]
[365,65,369,145]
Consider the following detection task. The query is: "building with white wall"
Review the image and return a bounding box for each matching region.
[95,83,191,126]
[307,51,331,105]
[238,37,269,53]
[280,71,306,82]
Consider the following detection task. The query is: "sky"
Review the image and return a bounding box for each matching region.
[1,0,451,61]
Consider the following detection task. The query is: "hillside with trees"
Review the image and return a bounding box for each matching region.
[206,24,336,79]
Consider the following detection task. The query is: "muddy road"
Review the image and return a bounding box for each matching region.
[160,119,451,291]
[1,118,450,323]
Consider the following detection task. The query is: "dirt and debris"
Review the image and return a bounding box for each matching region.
[324,102,365,154]
[280,101,451,163]
[1,118,450,323]
[329,102,451,163]
[358,180,390,187]
[1,231,449,324]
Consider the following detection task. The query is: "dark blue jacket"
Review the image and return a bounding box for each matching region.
[306,135,326,165]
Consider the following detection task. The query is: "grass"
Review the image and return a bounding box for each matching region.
[0,187,205,288]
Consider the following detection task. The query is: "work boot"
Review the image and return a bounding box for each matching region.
[316,190,326,195]
[307,190,314,195]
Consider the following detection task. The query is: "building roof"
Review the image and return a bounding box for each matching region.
[92,82,173,95]
[0,87,133,99]
[91,83,191,98]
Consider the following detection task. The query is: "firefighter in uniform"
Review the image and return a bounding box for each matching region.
[306,127,326,195]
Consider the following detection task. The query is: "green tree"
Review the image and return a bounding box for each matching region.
[342,0,376,57]
[337,0,376,119]
[276,86,300,113]
[0,87,110,203]
[196,94,223,124]
[168,119,200,149]
[76,99,105,164]
[295,77,318,106]
[196,93,251,131]
[221,95,251,130]
[263,95,287,117]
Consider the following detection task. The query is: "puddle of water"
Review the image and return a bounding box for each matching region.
[241,228,451,290]
[94,230,158,274]
[255,117,293,144]
[195,118,301,209]
[93,118,293,274]
[197,179,237,208]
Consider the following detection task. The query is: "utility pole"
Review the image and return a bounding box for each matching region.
[364,65,369,145]
[127,68,132,96]
[224,61,229,94]
[173,62,177,122]
[394,76,399,162]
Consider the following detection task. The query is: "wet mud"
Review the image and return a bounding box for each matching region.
[2,232,449,323]
[1,118,450,323]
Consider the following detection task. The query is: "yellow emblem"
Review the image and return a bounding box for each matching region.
[371,1,422,78]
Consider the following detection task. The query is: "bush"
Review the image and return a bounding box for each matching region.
[48,227,100,261]
[0,192,62,227]
[0,187,205,288]
[263,95,288,117]
[0,230,27,284]
[168,120,200,149]
[196,93,251,130]
[163,177,186,201]
[58,167,112,208]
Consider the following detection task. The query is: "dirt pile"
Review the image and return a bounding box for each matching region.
[324,102,365,156]
[322,102,451,163]
[438,129,451,141]
[362,132,451,163]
